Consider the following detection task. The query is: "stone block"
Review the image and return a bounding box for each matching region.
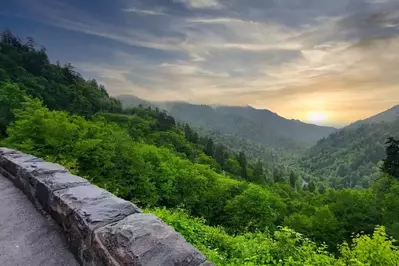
[0,152,42,185]
[93,213,207,266]
[18,161,68,186]
[34,172,90,212]
[49,185,141,263]
[0,152,68,202]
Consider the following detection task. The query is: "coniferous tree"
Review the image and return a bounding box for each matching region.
[308,180,316,193]
[253,160,264,179]
[214,144,228,169]
[382,137,399,178]
[205,138,215,157]
[289,171,297,189]
[237,151,248,178]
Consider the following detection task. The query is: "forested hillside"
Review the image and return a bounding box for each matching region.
[120,95,297,170]
[119,95,336,150]
[348,105,399,129]
[2,31,399,265]
[216,105,336,145]
[299,119,399,188]
[0,30,121,136]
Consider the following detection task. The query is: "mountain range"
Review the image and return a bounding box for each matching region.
[118,95,336,150]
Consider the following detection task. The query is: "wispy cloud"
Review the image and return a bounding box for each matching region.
[173,0,222,9]
[122,8,167,16]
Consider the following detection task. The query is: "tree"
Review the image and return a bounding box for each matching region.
[382,137,399,178]
[289,171,297,189]
[156,111,176,131]
[224,185,286,232]
[273,167,285,183]
[318,183,326,194]
[205,138,214,157]
[224,157,241,176]
[237,151,247,179]
[307,180,316,193]
[214,144,228,169]
[252,160,266,184]
[237,151,247,167]
[339,226,399,266]
[0,82,25,135]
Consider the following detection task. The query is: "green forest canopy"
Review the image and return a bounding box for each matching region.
[1,30,399,265]
[299,121,399,189]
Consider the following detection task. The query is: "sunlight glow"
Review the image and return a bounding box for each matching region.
[308,112,328,123]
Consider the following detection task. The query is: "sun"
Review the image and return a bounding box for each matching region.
[308,112,328,123]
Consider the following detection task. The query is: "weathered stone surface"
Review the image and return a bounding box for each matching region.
[35,172,90,212]
[0,151,42,186]
[0,151,43,173]
[50,185,141,263]
[0,147,19,156]
[0,152,68,202]
[0,165,16,183]
[93,213,207,266]
[18,161,68,186]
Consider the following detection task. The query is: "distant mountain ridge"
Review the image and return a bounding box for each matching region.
[215,105,336,145]
[118,95,337,150]
[347,105,399,129]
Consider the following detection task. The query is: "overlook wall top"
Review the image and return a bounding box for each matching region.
[0,147,211,266]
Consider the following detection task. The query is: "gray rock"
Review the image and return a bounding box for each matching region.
[34,172,90,212]
[0,152,68,202]
[50,185,141,263]
[18,161,68,186]
[0,165,16,183]
[0,147,19,156]
[0,152,43,174]
[1,155,40,197]
[93,213,207,266]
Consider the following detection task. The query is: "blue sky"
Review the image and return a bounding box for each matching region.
[1,0,399,125]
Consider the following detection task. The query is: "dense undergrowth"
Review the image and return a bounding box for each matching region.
[150,207,399,266]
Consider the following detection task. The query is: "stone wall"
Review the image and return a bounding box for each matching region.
[0,147,211,266]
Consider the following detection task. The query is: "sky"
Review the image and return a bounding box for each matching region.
[1,0,399,126]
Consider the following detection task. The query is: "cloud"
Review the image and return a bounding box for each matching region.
[17,0,182,51]
[173,0,222,9]
[122,8,167,16]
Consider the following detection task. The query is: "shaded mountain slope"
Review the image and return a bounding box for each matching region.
[119,95,336,151]
[299,119,399,188]
[347,105,399,129]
